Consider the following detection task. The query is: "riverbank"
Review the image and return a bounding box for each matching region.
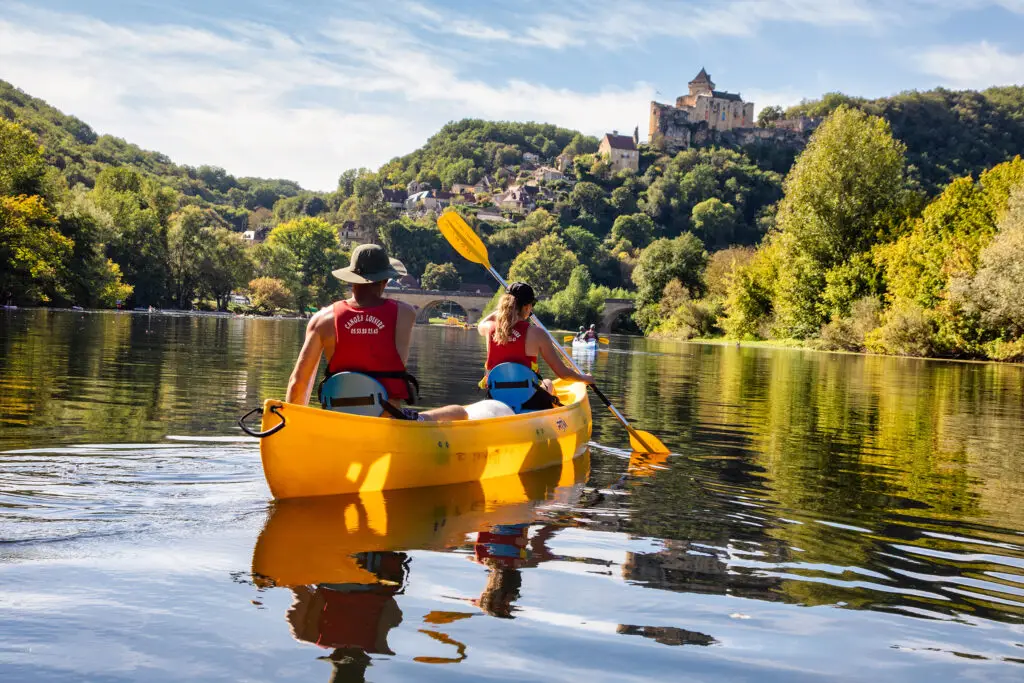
[663,333,1024,366]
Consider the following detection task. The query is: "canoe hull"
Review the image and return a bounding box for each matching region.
[571,339,598,350]
[258,379,592,499]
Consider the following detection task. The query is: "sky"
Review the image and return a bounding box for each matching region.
[1,1,1023,190]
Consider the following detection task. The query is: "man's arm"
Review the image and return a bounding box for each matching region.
[394,301,416,364]
[285,313,327,404]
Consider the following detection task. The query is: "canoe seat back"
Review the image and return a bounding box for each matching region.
[486,362,542,415]
[318,372,389,417]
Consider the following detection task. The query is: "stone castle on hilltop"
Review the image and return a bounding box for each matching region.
[649,68,817,151]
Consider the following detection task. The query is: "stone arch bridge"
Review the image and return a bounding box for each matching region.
[390,289,635,331]
[388,289,492,324]
[600,298,635,333]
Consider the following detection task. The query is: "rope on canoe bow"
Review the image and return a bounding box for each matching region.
[238,404,286,438]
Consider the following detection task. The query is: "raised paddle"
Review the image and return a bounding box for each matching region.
[437,212,669,454]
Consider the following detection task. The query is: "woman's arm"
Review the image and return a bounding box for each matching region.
[534,329,594,384]
[477,311,497,338]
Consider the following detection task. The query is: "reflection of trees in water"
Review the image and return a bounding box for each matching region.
[599,345,1024,624]
[616,624,716,647]
[0,311,308,446]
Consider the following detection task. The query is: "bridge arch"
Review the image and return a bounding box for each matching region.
[415,299,471,324]
[386,288,493,325]
[600,298,635,333]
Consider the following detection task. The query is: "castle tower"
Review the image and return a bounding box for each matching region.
[688,68,715,96]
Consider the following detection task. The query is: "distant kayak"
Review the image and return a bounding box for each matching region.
[571,338,598,351]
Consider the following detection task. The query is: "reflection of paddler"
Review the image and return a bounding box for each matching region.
[286,552,407,683]
[470,523,562,618]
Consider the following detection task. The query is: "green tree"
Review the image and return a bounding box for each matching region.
[251,241,302,296]
[268,217,346,308]
[0,194,73,304]
[951,186,1024,339]
[508,234,579,298]
[56,193,133,307]
[757,105,785,128]
[632,234,708,309]
[610,213,655,250]
[690,198,738,249]
[248,277,294,314]
[167,206,210,309]
[0,119,46,197]
[91,167,174,306]
[378,218,451,278]
[200,228,254,310]
[772,105,912,337]
[421,262,462,291]
[536,265,599,328]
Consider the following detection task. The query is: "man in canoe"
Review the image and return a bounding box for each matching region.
[285,244,466,421]
[477,282,593,412]
[584,324,598,342]
[575,325,586,341]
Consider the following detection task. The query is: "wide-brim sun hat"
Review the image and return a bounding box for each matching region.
[332,243,408,284]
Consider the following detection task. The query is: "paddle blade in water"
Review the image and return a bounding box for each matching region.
[437,212,490,268]
[628,428,670,454]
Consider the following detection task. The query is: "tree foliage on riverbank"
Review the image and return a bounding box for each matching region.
[5,76,1024,355]
[693,106,1024,362]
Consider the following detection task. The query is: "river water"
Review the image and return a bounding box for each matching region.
[1,309,1022,682]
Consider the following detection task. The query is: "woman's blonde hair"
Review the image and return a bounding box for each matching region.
[491,293,522,345]
[491,282,536,345]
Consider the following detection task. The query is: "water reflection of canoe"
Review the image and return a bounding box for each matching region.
[256,379,591,500]
[251,454,589,588]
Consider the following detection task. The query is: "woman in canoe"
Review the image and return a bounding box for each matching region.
[477,282,594,412]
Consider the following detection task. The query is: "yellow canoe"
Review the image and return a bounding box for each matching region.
[254,379,592,500]
[252,454,589,587]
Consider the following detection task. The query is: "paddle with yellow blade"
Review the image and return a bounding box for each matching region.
[438,212,668,454]
[562,335,610,345]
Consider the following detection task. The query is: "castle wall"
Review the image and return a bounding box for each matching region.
[649,101,692,150]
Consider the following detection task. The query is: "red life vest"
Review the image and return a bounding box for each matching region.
[327,299,410,400]
[485,320,537,371]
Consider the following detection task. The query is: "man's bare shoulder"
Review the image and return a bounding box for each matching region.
[392,299,416,315]
[307,304,336,334]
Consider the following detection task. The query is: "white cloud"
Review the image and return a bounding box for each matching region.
[409,0,886,50]
[915,41,1024,88]
[0,5,652,190]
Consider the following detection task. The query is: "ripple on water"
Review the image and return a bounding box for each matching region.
[0,440,267,548]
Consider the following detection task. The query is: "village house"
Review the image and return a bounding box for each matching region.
[556,153,574,172]
[493,185,536,214]
[381,188,407,210]
[405,189,452,212]
[522,151,540,166]
[533,165,565,182]
[241,226,271,243]
[598,130,640,173]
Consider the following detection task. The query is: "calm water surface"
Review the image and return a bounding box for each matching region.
[1,309,1022,682]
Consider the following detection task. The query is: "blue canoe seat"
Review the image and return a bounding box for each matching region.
[318,372,389,417]
[486,362,542,415]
